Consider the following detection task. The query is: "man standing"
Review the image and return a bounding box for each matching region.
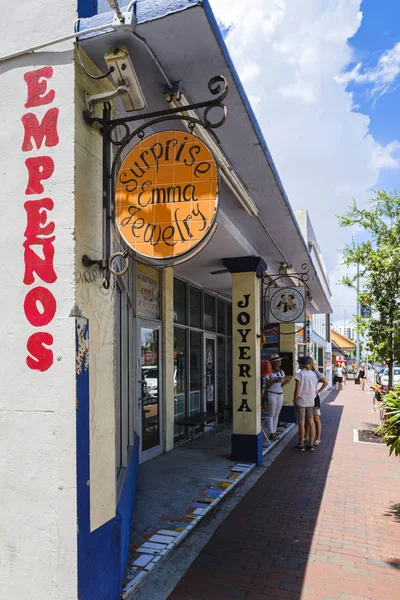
[293,356,318,451]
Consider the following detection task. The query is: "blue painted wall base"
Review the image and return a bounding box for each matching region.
[231,432,262,465]
[76,319,140,599]
[78,0,98,18]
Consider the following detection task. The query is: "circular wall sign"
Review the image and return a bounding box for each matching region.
[115,130,218,262]
[269,287,305,322]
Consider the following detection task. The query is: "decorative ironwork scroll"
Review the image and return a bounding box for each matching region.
[261,263,312,336]
[82,76,229,288]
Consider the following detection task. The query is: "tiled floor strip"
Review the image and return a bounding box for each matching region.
[121,422,295,598]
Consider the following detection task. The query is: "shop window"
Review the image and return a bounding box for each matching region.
[174,278,187,325]
[189,331,202,415]
[227,303,232,336]
[217,299,226,335]
[204,293,215,331]
[136,263,160,320]
[174,328,187,437]
[261,324,280,363]
[217,337,225,413]
[190,286,202,329]
[226,336,233,413]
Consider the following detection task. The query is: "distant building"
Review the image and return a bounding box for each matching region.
[295,210,332,381]
[334,325,355,341]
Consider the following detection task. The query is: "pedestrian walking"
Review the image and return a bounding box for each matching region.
[264,354,290,441]
[293,356,319,451]
[305,358,329,446]
[342,364,348,385]
[357,362,367,390]
[333,362,344,390]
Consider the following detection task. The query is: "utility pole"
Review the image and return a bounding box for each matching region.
[356,262,360,370]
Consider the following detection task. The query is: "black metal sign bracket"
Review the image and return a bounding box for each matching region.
[81,75,229,289]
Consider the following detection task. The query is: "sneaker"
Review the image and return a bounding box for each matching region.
[293,444,305,451]
[305,445,315,451]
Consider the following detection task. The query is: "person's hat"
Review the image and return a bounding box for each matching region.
[298,356,312,366]
[270,353,283,362]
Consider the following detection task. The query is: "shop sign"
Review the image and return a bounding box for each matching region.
[115,130,218,263]
[268,286,306,323]
[136,264,160,319]
[360,303,372,317]
[235,294,253,413]
[21,67,60,372]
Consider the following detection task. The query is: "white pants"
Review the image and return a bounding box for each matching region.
[267,392,283,434]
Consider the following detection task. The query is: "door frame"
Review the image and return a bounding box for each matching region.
[204,332,217,413]
[136,318,163,463]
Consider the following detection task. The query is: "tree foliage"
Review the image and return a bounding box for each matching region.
[338,191,400,387]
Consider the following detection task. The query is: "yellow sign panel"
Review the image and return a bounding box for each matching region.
[115,130,218,261]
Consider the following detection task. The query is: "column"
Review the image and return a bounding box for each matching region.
[279,322,297,424]
[223,257,266,465]
[163,266,175,452]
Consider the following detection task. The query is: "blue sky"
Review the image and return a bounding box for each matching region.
[346,0,400,193]
[96,1,400,324]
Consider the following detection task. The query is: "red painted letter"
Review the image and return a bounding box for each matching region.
[23,237,57,285]
[24,66,55,108]
[22,108,59,151]
[26,332,54,372]
[25,156,55,195]
[24,286,57,327]
[24,198,55,239]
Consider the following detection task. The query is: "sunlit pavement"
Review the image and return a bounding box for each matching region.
[168,382,400,600]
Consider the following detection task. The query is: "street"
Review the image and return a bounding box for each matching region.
[168,383,400,600]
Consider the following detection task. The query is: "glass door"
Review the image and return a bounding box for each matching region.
[138,322,162,461]
[204,334,217,413]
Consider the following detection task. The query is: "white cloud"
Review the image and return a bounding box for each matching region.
[370,141,400,170]
[210,0,400,323]
[337,41,400,96]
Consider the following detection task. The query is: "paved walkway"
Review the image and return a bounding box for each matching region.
[168,382,400,600]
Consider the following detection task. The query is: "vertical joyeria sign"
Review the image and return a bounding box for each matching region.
[115,130,219,263]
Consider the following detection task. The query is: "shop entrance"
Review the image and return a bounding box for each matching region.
[204,333,217,413]
[138,321,163,461]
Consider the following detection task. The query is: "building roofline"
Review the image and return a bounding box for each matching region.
[80,1,332,310]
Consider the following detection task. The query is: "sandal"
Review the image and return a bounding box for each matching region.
[314,440,321,446]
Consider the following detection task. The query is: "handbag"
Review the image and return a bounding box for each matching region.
[355,377,360,385]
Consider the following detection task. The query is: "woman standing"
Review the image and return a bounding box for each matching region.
[357,363,367,390]
[333,362,344,391]
[264,354,290,441]
[306,358,329,446]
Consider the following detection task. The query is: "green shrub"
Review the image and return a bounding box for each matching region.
[376,387,400,456]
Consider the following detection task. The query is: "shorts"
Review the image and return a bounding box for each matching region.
[334,376,343,383]
[314,408,321,417]
[294,403,314,421]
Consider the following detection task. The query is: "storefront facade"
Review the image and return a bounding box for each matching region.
[0,1,332,598]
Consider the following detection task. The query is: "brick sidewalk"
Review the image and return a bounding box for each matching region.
[168,383,400,600]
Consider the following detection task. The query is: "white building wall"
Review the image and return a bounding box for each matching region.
[0,2,78,598]
[75,51,117,531]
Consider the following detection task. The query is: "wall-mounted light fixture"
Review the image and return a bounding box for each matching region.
[85,45,146,112]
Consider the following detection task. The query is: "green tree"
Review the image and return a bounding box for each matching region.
[338,190,400,389]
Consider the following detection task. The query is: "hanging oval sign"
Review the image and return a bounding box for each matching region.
[115,130,218,262]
